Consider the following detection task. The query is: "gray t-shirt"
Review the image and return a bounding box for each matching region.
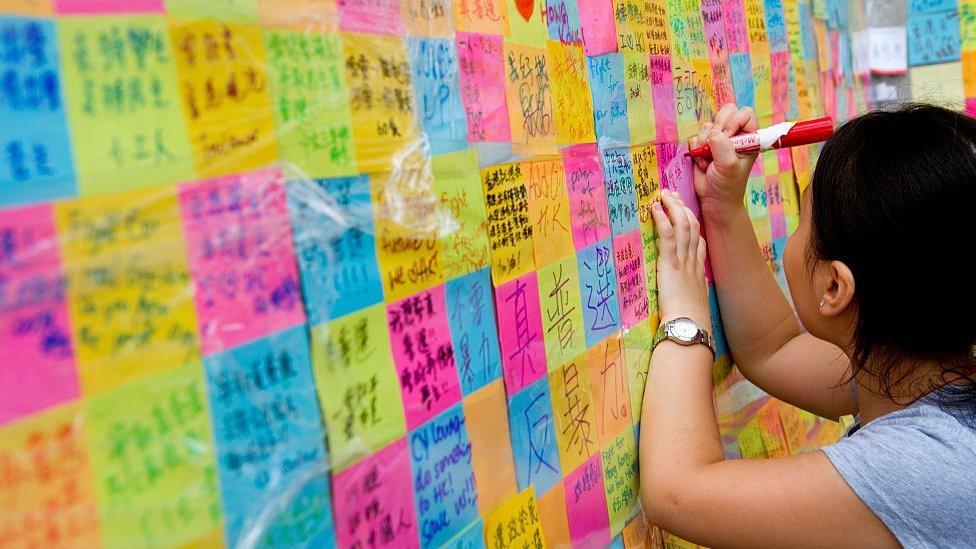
[822,398,976,548]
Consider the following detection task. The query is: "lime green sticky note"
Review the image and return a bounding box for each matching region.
[85,362,221,548]
[538,254,587,370]
[506,0,548,47]
[737,421,767,459]
[433,149,491,279]
[265,29,358,180]
[165,0,259,23]
[59,16,196,196]
[310,303,407,472]
[602,427,640,536]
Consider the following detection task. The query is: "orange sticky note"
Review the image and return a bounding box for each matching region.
[549,360,599,474]
[587,335,633,446]
[465,379,519,515]
[454,0,509,35]
[503,42,559,155]
[258,0,338,31]
[523,158,576,267]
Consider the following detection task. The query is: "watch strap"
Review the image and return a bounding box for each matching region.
[652,318,716,358]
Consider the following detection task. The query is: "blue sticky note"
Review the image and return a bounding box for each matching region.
[286,176,384,324]
[577,238,621,347]
[908,10,962,66]
[601,148,639,236]
[0,17,76,207]
[799,4,818,60]
[204,325,336,548]
[729,53,756,111]
[546,0,582,44]
[909,0,957,14]
[609,535,625,549]
[407,37,469,155]
[442,519,487,549]
[508,376,563,494]
[588,54,630,149]
[763,0,789,52]
[409,404,480,547]
[445,268,502,396]
[708,285,730,360]
[772,236,789,293]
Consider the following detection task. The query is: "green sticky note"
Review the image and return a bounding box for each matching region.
[59,16,195,196]
[433,149,491,279]
[602,427,641,536]
[538,254,587,369]
[311,303,408,472]
[85,362,221,549]
[165,0,259,23]
[265,29,358,180]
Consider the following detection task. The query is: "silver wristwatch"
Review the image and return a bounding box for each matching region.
[653,317,715,358]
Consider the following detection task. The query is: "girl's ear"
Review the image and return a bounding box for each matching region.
[819,260,855,317]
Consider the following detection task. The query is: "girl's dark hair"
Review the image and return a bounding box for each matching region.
[809,103,976,416]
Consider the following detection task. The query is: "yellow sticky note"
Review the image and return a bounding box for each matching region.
[171,19,280,179]
[910,62,966,111]
[55,186,201,395]
[547,40,597,145]
[310,304,407,472]
[265,30,358,179]
[737,420,766,459]
[372,165,445,301]
[538,255,587,368]
[624,52,656,144]
[485,487,548,549]
[0,401,101,548]
[778,403,808,455]
[258,0,338,32]
[506,0,548,47]
[482,162,536,286]
[549,359,599,473]
[631,144,660,229]
[433,149,491,279]
[343,32,418,173]
[503,42,559,155]
[85,362,221,549]
[59,16,196,196]
[524,158,575,267]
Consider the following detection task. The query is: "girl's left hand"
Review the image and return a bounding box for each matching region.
[651,190,711,331]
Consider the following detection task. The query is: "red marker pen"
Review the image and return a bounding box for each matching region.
[685,116,834,159]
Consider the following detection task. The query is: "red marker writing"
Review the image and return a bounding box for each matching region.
[685,116,834,159]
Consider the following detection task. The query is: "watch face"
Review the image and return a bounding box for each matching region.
[670,318,699,342]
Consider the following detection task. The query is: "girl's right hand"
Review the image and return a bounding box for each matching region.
[692,104,760,219]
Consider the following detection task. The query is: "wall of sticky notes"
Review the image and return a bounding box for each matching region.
[0,0,969,548]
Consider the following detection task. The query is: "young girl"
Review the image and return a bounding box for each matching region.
[639,103,976,548]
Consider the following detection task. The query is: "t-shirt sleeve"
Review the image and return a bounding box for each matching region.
[821,409,976,548]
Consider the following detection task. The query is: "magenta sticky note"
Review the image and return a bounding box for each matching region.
[495,271,547,396]
[563,143,612,250]
[0,204,79,425]
[456,32,512,143]
[564,454,611,548]
[338,0,404,35]
[387,284,463,430]
[332,438,420,548]
[54,0,164,12]
[650,55,678,143]
[723,0,749,53]
[770,51,791,119]
[612,230,649,329]
[966,98,976,118]
[178,167,305,355]
[661,144,713,280]
[577,0,617,55]
[703,0,737,106]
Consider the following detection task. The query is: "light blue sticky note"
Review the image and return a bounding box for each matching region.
[601,148,639,236]
[588,54,630,149]
[609,535,625,549]
[286,175,384,324]
[708,285,729,360]
[508,376,563,494]
[909,0,957,14]
[442,519,487,549]
[204,325,336,548]
[0,16,76,207]
[546,0,582,44]
[409,404,479,547]
[908,10,962,66]
[772,236,789,293]
[763,0,789,52]
[577,238,621,347]
[445,268,502,396]
[407,37,469,155]
[799,4,817,60]
[729,53,756,110]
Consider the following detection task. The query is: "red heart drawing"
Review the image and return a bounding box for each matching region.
[515,0,534,22]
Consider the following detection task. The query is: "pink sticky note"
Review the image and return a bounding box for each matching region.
[456,32,511,143]
[966,98,976,118]
[337,0,404,35]
[178,167,305,355]
[767,176,787,240]
[564,454,611,548]
[563,143,612,250]
[702,0,736,106]
[495,271,547,396]
[0,204,79,426]
[333,438,420,548]
[776,148,792,172]
[612,230,648,329]
[387,284,463,429]
[55,0,163,12]
[577,0,617,56]
[770,51,791,120]
[723,0,749,53]
[650,55,678,143]
[661,144,713,280]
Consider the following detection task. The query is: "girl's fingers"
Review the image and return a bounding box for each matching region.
[707,130,738,170]
[684,205,700,257]
[664,191,689,262]
[730,106,758,133]
[712,103,737,133]
[697,236,707,274]
[651,201,674,257]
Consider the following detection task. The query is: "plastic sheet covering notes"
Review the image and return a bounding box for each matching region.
[2,0,964,547]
